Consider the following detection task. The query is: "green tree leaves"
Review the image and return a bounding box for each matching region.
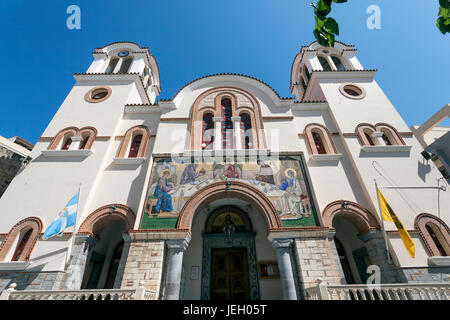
[438,0,450,34]
[312,1,448,48]
[311,0,347,47]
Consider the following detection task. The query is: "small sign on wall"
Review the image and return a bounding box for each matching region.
[258,261,280,279]
[190,266,200,280]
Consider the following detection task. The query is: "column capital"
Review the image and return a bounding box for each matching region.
[213,117,222,122]
[230,116,241,122]
[74,234,99,247]
[272,238,294,249]
[166,238,190,251]
[358,230,384,243]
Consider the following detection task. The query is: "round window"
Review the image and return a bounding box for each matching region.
[85,86,112,103]
[339,84,366,100]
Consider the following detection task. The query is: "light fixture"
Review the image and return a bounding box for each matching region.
[421,150,432,161]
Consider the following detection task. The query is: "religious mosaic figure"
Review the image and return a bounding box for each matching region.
[154,169,174,212]
[223,163,240,179]
[279,168,305,217]
[180,163,198,184]
[223,214,236,235]
[255,160,275,184]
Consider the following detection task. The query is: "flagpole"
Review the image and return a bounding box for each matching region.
[64,183,82,269]
[374,179,391,264]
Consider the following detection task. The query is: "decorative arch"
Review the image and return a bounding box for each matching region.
[78,127,98,150]
[204,205,253,233]
[48,127,79,150]
[176,181,282,231]
[356,123,405,146]
[356,123,378,146]
[375,123,405,146]
[415,213,450,256]
[0,217,43,262]
[78,204,136,237]
[48,126,98,150]
[322,200,380,234]
[304,123,338,155]
[116,125,151,158]
[189,87,266,150]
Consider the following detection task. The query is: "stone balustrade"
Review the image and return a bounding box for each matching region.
[306,278,450,300]
[0,281,157,300]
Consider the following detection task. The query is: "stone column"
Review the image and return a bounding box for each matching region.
[272,238,297,300]
[165,238,190,300]
[62,235,98,290]
[359,230,400,283]
[231,116,242,150]
[213,117,222,151]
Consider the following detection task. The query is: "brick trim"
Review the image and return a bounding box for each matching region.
[78,204,136,236]
[0,217,43,261]
[48,126,98,150]
[303,123,338,155]
[116,125,151,158]
[176,180,282,231]
[188,87,267,150]
[322,200,380,234]
[414,213,450,256]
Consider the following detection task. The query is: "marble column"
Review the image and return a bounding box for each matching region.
[231,116,242,150]
[272,238,297,300]
[165,238,190,300]
[213,117,222,151]
[62,235,98,290]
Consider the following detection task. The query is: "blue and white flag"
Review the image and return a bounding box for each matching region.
[43,192,79,240]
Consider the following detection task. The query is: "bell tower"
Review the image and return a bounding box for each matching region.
[290,41,363,102]
[86,42,161,104]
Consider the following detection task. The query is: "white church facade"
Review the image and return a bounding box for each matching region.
[0,41,449,300]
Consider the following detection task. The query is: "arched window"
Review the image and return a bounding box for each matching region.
[119,57,133,73]
[128,134,143,158]
[301,77,307,92]
[426,225,448,256]
[202,113,214,150]
[364,131,376,146]
[221,98,233,149]
[240,113,253,149]
[415,213,450,257]
[106,57,119,74]
[116,125,151,159]
[312,131,327,154]
[79,134,89,150]
[304,66,311,81]
[356,124,381,146]
[376,124,404,146]
[0,217,43,262]
[331,56,345,71]
[61,135,73,150]
[318,56,332,71]
[11,229,33,261]
[304,124,337,156]
[381,133,392,146]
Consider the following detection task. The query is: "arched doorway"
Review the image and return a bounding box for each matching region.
[202,205,256,300]
[322,200,381,284]
[178,183,284,300]
[80,219,126,289]
[77,204,135,289]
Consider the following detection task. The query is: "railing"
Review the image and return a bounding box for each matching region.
[0,281,157,301]
[306,278,450,300]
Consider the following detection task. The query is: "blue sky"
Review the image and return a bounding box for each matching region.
[0,0,448,144]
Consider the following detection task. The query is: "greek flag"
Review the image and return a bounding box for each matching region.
[43,192,79,240]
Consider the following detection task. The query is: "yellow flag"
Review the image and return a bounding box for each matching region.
[377,188,415,258]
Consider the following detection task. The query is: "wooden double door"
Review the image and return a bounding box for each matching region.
[211,248,250,300]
